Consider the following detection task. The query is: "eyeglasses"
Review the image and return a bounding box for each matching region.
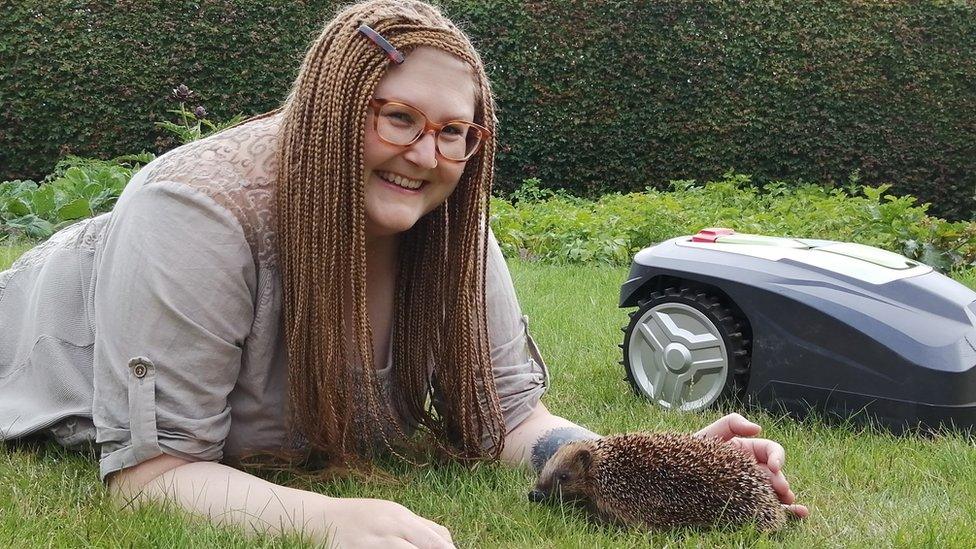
[368,98,491,162]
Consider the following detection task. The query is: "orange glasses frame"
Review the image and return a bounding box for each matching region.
[368,98,492,162]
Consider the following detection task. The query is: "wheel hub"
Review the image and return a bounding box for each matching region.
[663,343,692,372]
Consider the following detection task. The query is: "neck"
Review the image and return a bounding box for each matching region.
[365,231,400,280]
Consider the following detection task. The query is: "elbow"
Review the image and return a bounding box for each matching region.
[508,401,553,437]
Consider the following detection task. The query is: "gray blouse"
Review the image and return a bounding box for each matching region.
[0,113,549,480]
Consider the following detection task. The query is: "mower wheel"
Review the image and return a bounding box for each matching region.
[621,286,750,411]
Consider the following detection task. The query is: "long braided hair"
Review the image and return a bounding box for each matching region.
[275,0,505,469]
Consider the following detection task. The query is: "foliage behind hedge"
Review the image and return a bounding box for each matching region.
[2,0,975,218]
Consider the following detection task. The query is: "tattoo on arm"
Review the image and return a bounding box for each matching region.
[530,427,601,472]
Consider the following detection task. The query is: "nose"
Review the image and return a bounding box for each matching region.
[403,129,438,169]
[528,489,547,503]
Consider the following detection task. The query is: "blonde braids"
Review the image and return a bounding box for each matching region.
[275,0,505,469]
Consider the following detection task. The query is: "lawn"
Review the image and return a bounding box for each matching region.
[1,243,974,547]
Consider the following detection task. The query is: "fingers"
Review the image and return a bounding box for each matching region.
[727,413,762,438]
[701,426,806,519]
[695,413,762,441]
[731,437,785,472]
[784,503,810,519]
[416,517,454,546]
[731,438,794,504]
[404,525,456,549]
[756,464,795,504]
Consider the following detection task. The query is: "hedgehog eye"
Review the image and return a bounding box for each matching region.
[557,472,569,482]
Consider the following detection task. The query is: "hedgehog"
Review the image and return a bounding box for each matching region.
[528,432,788,532]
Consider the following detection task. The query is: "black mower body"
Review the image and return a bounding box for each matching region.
[620,233,976,432]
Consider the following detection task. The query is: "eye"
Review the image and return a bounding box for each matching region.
[557,472,569,482]
[440,123,467,138]
[383,110,416,126]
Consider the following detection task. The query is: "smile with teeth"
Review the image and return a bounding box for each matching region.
[377,171,426,190]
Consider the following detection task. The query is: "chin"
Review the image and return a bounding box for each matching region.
[366,216,420,237]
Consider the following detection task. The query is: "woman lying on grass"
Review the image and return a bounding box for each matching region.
[0,1,807,546]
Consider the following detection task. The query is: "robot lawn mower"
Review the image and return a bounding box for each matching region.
[619,228,976,433]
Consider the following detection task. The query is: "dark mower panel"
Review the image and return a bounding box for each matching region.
[619,230,976,433]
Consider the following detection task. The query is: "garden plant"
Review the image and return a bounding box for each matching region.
[3,0,975,543]
[2,159,975,546]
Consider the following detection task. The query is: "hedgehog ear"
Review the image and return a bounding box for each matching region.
[574,448,593,472]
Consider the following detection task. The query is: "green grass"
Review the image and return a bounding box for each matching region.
[0,240,35,269]
[2,245,976,547]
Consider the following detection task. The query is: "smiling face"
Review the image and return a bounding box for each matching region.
[363,47,478,238]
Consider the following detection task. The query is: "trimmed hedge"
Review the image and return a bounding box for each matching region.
[2,1,975,219]
[0,0,327,174]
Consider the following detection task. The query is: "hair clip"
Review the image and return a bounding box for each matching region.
[358,24,405,64]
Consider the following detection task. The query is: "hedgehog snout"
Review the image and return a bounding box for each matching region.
[528,489,547,503]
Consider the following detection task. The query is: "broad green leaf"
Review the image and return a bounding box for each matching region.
[89,188,116,212]
[64,167,91,186]
[6,214,55,239]
[57,198,92,221]
[5,197,31,216]
[9,180,38,197]
[921,243,949,272]
[81,182,103,200]
[31,186,57,216]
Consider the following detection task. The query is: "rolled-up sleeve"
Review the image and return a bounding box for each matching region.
[92,178,256,481]
[484,228,550,444]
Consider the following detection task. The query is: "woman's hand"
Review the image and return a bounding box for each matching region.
[317,497,455,548]
[695,413,810,519]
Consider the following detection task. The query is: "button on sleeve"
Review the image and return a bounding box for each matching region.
[92,179,257,481]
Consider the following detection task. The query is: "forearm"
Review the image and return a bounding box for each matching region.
[501,402,601,471]
[111,459,333,540]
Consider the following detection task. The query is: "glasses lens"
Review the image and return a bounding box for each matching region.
[438,122,482,161]
[376,103,424,145]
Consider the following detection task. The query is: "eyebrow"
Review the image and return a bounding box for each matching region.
[374,96,473,122]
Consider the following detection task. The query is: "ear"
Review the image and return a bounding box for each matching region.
[573,447,593,472]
